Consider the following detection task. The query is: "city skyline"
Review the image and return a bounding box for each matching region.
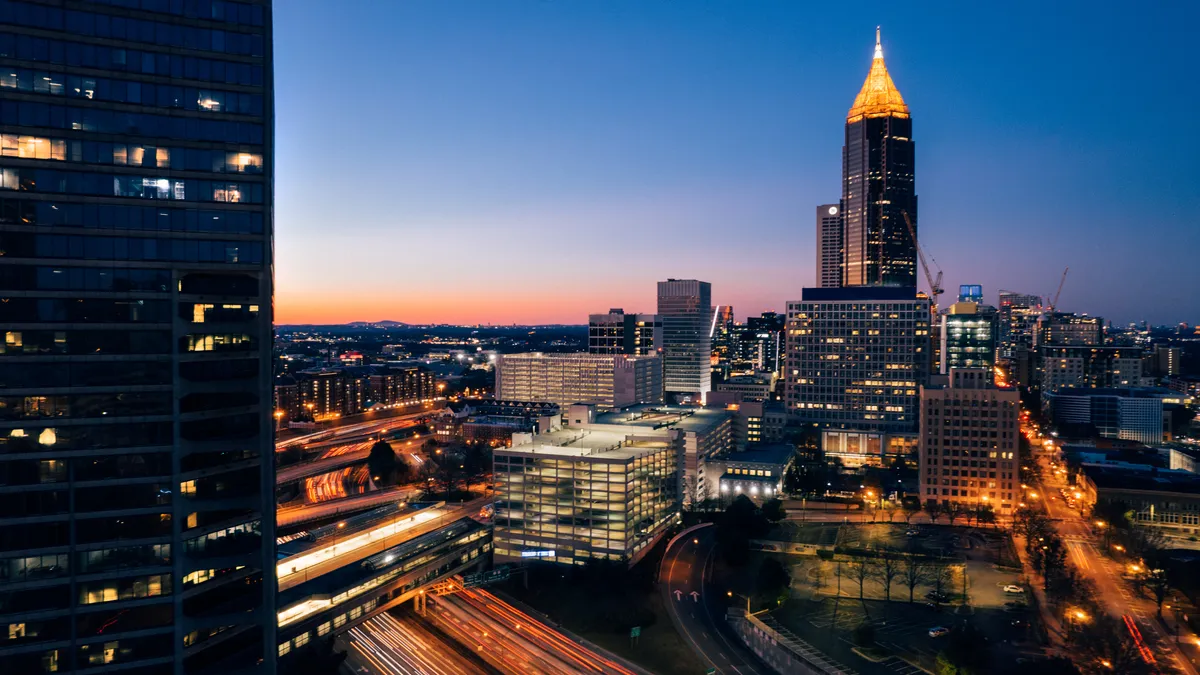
[275,1,1198,326]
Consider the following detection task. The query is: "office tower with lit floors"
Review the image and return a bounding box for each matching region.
[841,29,917,287]
[587,309,660,356]
[0,2,276,673]
[657,279,713,401]
[784,287,929,467]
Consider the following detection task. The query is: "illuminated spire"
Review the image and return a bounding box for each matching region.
[847,27,909,123]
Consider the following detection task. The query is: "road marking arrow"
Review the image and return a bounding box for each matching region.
[674,589,683,601]
[690,590,700,602]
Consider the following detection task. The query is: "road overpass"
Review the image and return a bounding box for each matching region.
[275,498,495,670]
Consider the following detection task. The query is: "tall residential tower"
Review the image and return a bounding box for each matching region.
[842,29,917,287]
[0,3,276,672]
[815,203,842,287]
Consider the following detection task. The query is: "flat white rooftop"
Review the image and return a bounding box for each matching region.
[503,427,670,461]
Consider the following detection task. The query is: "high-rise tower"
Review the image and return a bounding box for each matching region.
[842,29,917,287]
[657,279,713,401]
[0,3,276,672]
[815,204,843,287]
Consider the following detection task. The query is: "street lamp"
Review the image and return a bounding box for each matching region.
[727,591,751,613]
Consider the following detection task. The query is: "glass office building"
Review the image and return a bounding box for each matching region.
[657,279,712,400]
[842,31,917,288]
[0,2,275,673]
[940,302,998,377]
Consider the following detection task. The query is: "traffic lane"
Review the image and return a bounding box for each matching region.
[459,589,638,675]
[432,593,591,675]
[276,406,440,450]
[660,526,763,675]
[661,528,725,672]
[1034,457,1197,675]
[434,595,564,673]
[341,612,485,675]
[426,598,544,674]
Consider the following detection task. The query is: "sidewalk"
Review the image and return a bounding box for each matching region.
[1013,534,1068,655]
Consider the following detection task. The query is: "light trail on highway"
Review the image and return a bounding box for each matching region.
[342,612,489,675]
[277,508,440,583]
[426,588,638,675]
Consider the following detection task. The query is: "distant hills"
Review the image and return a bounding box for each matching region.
[276,321,585,329]
[345,321,409,327]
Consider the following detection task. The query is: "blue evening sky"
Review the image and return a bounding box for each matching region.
[273,1,1199,325]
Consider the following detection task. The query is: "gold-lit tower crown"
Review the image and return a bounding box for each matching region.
[846,27,909,124]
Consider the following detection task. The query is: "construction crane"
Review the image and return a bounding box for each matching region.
[901,210,943,313]
[1048,267,1069,312]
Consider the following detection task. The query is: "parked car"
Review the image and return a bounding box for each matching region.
[928,627,950,638]
[1003,585,1024,594]
[926,591,950,602]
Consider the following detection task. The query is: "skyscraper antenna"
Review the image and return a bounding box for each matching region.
[874,26,883,59]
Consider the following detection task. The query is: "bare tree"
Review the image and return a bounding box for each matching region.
[902,554,930,602]
[902,500,921,524]
[944,501,963,526]
[883,502,899,523]
[977,504,996,529]
[924,499,943,524]
[963,504,979,527]
[848,559,874,601]
[930,560,953,600]
[873,548,902,603]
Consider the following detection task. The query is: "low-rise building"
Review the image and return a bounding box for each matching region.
[1044,387,1182,445]
[706,392,786,450]
[493,426,681,567]
[715,372,776,402]
[495,352,663,409]
[1078,464,1200,550]
[595,404,733,505]
[710,444,794,503]
[1038,345,1144,394]
[1035,312,1104,347]
[436,400,560,443]
[365,364,436,407]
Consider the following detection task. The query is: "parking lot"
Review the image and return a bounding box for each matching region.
[837,523,1020,567]
[775,597,1036,674]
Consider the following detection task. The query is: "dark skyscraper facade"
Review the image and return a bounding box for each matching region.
[657,279,713,400]
[842,30,917,288]
[815,203,842,288]
[0,2,276,673]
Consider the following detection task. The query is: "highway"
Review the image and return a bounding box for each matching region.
[340,611,492,675]
[1031,434,1199,674]
[278,433,433,486]
[278,497,492,591]
[278,447,373,484]
[659,524,765,675]
[427,589,640,675]
[276,485,423,528]
[276,404,440,450]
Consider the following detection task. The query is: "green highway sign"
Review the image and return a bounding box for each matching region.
[629,626,641,638]
[462,565,512,589]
